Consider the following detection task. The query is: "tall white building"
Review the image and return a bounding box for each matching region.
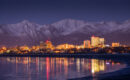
[91,36,100,47]
[91,36,105,47]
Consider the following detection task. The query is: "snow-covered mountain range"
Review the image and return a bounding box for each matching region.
[0,19,130,46]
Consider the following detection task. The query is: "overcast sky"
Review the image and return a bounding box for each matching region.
[0,0,130,24]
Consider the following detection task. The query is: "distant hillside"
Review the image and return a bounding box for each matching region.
[0,19,130,46]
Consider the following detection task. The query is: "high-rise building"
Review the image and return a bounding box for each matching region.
[83,40,91,48]
[99,38,104,45]
[91,36,105,47]
[99,38,105,47]
[45,40,54,49]
[91,36,100,47]
[112,42,120,47]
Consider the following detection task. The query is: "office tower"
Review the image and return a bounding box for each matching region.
[83,40,91,48]
[91,36,100,47]
[99,38,105,47]
[45,40,53,49]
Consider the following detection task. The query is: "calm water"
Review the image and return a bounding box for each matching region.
[0,57,126,80]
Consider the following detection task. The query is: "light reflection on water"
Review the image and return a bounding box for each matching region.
[0,57,126,80]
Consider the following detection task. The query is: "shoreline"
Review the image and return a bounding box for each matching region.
[62,54,130,80]
[0,53,130,61]
[98,66,130,80]
[69,66,130,80]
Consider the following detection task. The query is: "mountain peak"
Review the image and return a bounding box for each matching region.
[62,18,77,21]
[61,18,85,22]
[20,20,31,24]
[52,18,85,26]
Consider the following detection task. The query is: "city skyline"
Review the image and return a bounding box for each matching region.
[0,35,124,54]
[0,35,129,55]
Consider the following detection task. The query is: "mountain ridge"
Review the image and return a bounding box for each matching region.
[0,19,130,46]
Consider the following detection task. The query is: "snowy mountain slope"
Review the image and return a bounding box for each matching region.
[0,19,130,46]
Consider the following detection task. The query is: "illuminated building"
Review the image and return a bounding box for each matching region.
[75,45,84,49]
[99,38,105,47]
[99,38,104,45]
[0,46,7,54]
[56,44,75,50]
[32,46,36,50]
[91,36,100,47]
[112,42,120,47]
[45,40,54,50]
[83,40,91,48]
[20,45,30,51]
[91,36,105,47]
[32,46,40,51]
[40,41,44,49]
[2,46,7,51]
[40,41,49,49]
